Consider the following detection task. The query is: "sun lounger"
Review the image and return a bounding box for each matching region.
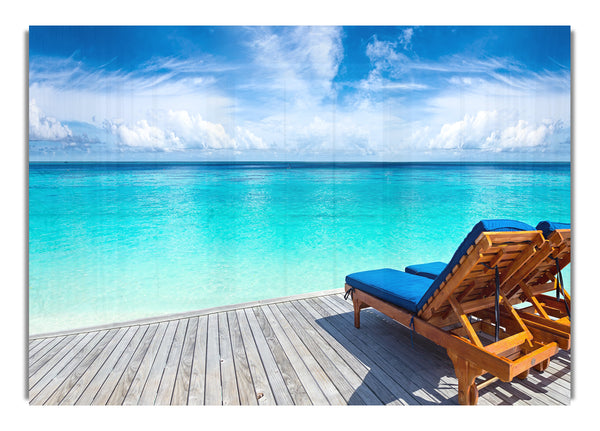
[344,219,566,405]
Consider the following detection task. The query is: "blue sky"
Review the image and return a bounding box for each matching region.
[28,26,571,161]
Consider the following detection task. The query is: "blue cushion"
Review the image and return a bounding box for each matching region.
[405,261,447,280]
[345,268,433,313]
[536,221,571,238]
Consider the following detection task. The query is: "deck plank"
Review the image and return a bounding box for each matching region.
[244,307,294,405]
[204,313,222,405]
[88,324,149,405]
[43,328,121,405]
[103,323,159,405]
[293,299,403,405]
[29,333,87,389]
[29,331,104,404]
[328,294,479,403]
[28,337,45,352]
[276,301,372,405]
[187,315,208,405]
[235,308,276,405]
[227,310,258,406]
[253,306,312,405]
[136,319,179,405]
[29,337,55,359]
[171,316,199,405]
[321,295,459,403]
[117,321,168,405]
[59,327,134,405]
[307,296,436,405]
[218,312,240,405]
[259,305,329,405]
[29,336,67,368]
[266,303,345,405]
[155,319,189,405]
[326,293,571,405]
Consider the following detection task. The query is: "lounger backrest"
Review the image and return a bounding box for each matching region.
[416,219,542,321]
[520,221,571,289]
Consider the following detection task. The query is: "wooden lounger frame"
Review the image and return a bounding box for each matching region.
[507,229,571,328]
[345,230,568,405]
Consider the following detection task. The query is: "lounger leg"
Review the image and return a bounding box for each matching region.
[448,352,482,405]
[353,298,361,329]
[534,358,550,372]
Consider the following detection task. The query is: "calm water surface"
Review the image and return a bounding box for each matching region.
[29,162,571,333]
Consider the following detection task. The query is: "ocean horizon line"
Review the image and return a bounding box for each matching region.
[29,160,571,166]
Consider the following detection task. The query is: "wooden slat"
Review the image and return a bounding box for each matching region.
[252,307,312,405]
[276,301,366,404]
[218,312,240,405]
[325,295,472,403]
[226,310,258,406]
[89,324,151,405]
[420,236,491,319]
[30,330,106,404]
[244,307,294,405]
[65,326,140,405]
[258,305,329,405]
[187,315,208,405]
[103,323,159,405]
[266,303,346,405]
[520,283,551,318]
[29,332,87,389]
[44,328,122,405]
[116,321,168,405]
[171,316,199,405]
[317,295,445,404]
[29,336,67,367]
[136,319,179,405]
[305,297,424,405]
[485,332,529,356]
[235,308,276,405]
[155,318,188,405]
[333,294,570,406]
[28,337,46,353]
[287,300,386,405]
[448,296,483,348]
[204,313,222,405]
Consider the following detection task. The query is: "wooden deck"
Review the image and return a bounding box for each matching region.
[28,291,571,406]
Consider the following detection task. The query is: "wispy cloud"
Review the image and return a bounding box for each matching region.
[29,54,223,96]
[244,26,344,103]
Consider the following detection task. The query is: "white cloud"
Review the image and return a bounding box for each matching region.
[29,99,72,141]
[105,119,181,152]
[105,109,267,152]
[428,110,568,152]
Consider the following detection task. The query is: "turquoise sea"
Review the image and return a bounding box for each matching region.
[29,162,571,334]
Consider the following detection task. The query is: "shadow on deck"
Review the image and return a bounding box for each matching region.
[312,296,570,406]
